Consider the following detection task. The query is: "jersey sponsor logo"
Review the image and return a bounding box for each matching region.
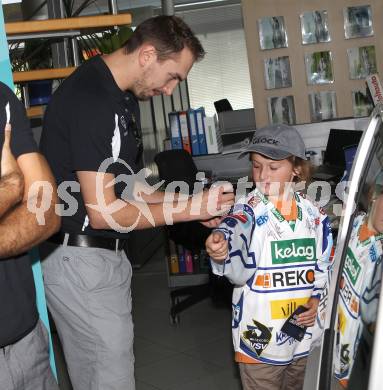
[248,195,261,208]
[275,331,295,346]
[255,273,272,288]
[227,208,253,228]
[275,330,312,346]
[271,238,316,264]
[297,206,303,221]
[339,276,359,317]
[271,208,284,222]
[275,331,297,346]
[338,307,347,335]
[255,190,269,205]
[224,216,239,228]
[340,344,350,375]
[344,248,361,285]
[269,219,284,239]
[230,213,248,224]
[256,215,269,226]
[270,298,308,319]
[255,269,315,288]
[233,204,245,213]
[317,285,329,322]
[241,319,272,357]
[369,245,378,262]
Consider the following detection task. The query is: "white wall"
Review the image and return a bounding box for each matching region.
[295,117,369,157]
[194,117,370,178]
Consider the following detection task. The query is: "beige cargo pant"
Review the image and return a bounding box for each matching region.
[239,356,308,390]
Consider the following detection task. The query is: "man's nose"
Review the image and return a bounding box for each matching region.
[162,80,179,96]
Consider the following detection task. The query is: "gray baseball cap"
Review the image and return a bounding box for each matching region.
[238,124,307,160]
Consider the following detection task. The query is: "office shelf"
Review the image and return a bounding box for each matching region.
[26,105,44,118]
[13,67,76,83]
[6,13,131,117]
[5,14,132,36]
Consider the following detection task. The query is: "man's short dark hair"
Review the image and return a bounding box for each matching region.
[124,15,205,62]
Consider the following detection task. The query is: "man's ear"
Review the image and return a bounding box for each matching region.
[138,44,157,68]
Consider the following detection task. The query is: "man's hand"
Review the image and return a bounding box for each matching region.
[297,297,320,327]
[206,231,228,263]
[200,216,222,228]
[198,182,234,220]
[0,123,24,206]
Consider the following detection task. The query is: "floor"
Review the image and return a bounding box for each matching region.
[52,245,243,390]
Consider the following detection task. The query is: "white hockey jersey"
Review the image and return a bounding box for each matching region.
[211,189,333,365]
[334,212,383,387]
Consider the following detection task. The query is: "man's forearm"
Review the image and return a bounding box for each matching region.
[89,196,196,231]
[80,170,232,232]
[0,173,23,218]
[0,196,60,259]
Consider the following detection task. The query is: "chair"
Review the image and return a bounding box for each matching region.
[154,149,231,324]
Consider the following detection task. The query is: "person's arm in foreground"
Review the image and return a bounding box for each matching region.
[0,148,60,258]
[0,123,24,217]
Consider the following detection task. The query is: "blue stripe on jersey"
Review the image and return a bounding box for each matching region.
[230,233,257,269]
[293,351,310,359]
[246,273,256,289]
[257,262,316,271]
[249,285,314,293]
[239,339,294,365]
[322,216,331,253]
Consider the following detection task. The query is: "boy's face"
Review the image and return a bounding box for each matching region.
[251,153,298,197]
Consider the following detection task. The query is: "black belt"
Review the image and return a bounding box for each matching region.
[48,232,126,251]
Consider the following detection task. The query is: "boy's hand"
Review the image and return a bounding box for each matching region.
[296,297,319,327]
[206,231,228,263]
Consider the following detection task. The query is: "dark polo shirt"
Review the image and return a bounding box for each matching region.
[0,81,39,347]
[40,56,142,239]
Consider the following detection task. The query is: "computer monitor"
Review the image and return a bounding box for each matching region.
[323,129,363,169]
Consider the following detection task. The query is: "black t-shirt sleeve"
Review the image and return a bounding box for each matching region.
[69,95,115,173]
[0,82,38,157]
[0,82,38,158]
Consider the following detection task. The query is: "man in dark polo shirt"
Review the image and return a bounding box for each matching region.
[0,81,60,389]
[40,15,234,390]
